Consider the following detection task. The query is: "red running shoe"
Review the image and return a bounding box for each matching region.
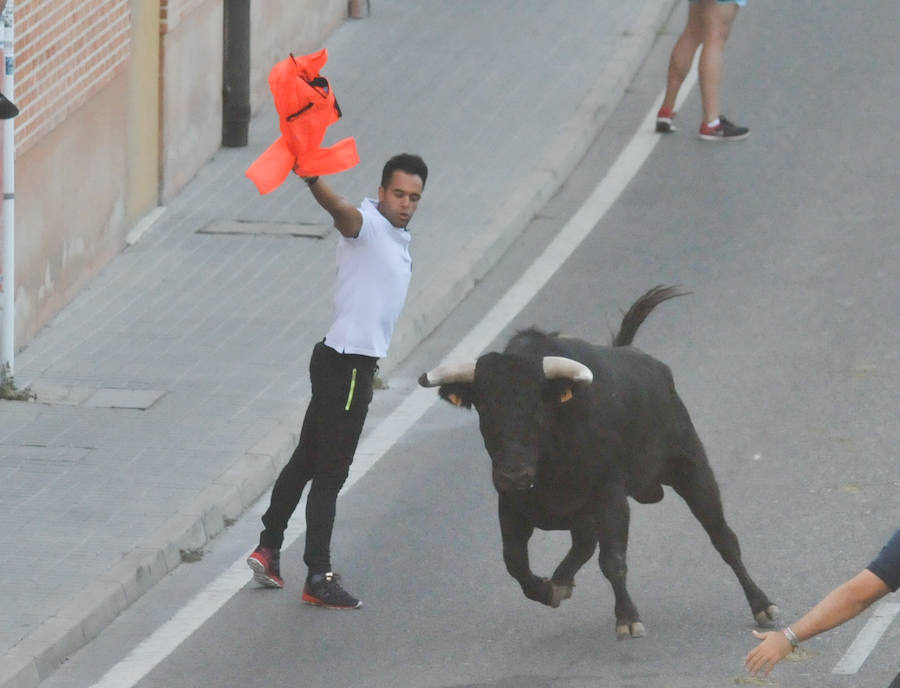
[247,546,284,588]
[656,105,677,133]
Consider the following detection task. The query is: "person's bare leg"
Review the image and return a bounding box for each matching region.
[661,2,704,113]
[697,0,739,124]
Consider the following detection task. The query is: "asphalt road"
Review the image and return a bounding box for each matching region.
[40,2,899,687]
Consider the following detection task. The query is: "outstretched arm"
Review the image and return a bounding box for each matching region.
[303,176,363,238]
[745,569,890,677]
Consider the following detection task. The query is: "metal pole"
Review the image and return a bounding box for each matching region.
[222,0,249,147]
[1,0,15,373]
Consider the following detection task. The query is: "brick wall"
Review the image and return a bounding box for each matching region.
[14,1,132,155]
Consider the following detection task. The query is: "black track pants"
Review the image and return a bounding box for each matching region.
[260,341,377,574]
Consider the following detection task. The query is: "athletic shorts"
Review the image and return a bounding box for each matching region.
[689,0,746,6]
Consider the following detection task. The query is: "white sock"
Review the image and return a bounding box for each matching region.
[706,118,721,128]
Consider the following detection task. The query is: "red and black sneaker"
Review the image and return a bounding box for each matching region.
[656,105,677,133]
[247,546,284,588]
[302,572,362,610]
[699,115,750,141]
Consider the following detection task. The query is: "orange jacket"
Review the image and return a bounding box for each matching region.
[246,49,359,195]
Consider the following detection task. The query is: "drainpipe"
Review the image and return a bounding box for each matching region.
[222,0,249,147]
[1,0,14,373]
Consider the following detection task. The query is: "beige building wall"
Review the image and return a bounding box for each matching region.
[15,74,131,344]
[127,0,161,226]
[12,0,134,347]
[158,0,223,202]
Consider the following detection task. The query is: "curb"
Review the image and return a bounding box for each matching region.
[0,2,677,686]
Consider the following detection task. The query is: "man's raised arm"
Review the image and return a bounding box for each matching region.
[303,176,363,238]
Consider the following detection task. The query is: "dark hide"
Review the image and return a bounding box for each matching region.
[421,286,778,637]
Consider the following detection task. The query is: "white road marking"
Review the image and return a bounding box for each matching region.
[831,601,900,675]
[89,76,696,688]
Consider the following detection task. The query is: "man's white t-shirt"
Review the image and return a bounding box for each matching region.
[324,198,412,358]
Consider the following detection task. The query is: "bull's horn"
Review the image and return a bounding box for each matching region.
[542,356,593,383]
[418,361,477,387]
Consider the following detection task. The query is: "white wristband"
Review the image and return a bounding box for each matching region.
[783,626,800,648]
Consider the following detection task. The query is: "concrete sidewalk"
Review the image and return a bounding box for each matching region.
[0,1,677,686]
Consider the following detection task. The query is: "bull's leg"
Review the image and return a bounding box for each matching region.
[670,453,780,626]
[596,485,645,638]
[498,497,560,607]
[547,519,597,606]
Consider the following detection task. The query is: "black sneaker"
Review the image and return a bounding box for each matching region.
[247,545,284,588]
[302,572,363,609]
[699,115,750,141]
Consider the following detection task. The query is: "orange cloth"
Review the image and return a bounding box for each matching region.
[246,49,359,195]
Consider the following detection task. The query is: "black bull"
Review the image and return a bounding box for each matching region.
[418,286,779,638]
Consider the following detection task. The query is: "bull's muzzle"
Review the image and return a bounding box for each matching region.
[493,467,535,492]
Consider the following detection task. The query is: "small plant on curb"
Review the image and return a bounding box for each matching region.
[180,547,205,563]
[0,362,36,401]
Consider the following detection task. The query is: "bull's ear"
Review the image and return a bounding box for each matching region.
[545,379,580,404]
[438,383,474,409]
[544,379,585,405]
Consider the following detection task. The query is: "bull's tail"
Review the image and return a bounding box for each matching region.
[612,285,690,347]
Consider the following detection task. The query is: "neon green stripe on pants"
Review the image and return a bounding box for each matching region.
[345,368,358,411]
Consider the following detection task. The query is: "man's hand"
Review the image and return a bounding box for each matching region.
[745,629,793,677]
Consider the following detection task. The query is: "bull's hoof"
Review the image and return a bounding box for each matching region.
[754,604,781,627]
[548,582,574,608]
[527,578,574,608]
[615,621,646,639]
